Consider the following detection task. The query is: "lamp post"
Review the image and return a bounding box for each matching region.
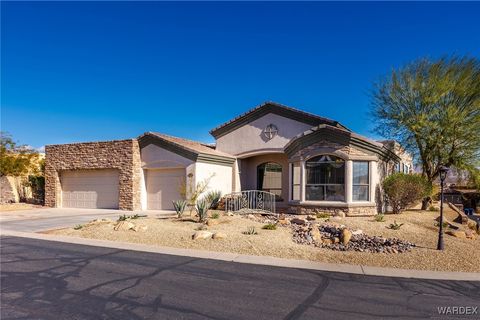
[437,165,449,251]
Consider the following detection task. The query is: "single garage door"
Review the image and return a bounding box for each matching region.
[61,169,119,209]
[146,168,185,210]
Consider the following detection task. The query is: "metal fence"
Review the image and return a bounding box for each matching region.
[223,190,276,214]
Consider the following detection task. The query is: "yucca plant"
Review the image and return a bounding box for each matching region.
[172,200,187,218]
[205,190,222,209]
[195,198,211,222]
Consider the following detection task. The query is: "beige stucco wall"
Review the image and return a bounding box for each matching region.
[141,143,194,169]
[194,161,233,196]
[239,153,289,203]
[215,113,313,156]
[45,139,142,211]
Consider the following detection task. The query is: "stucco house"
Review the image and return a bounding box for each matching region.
[45,102,412,215]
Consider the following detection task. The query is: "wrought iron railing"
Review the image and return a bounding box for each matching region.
[223,190,276,214]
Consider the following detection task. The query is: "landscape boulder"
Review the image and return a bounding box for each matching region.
[341,228,352,245]
[114,221,135,231]
[290,218,307,225]
[212,232,227,239]
[192,231,214,240]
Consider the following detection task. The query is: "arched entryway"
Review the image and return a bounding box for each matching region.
[257,162,283,201]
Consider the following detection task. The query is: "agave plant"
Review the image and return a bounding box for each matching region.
[172,200,187,218]
[205,190,222,209]
[195,198,211,222]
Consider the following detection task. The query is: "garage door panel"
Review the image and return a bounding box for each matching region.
[61,169,119,209]
[147,169,185,210]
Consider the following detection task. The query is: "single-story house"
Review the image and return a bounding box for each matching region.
[45,101,412,215]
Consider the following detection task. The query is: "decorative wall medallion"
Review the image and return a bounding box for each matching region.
[263,124,278,140]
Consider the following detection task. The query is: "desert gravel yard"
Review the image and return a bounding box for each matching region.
[47,209,480,273]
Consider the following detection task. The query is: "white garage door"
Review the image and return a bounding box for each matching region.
[61,169,119,209]
[146,168,185,210]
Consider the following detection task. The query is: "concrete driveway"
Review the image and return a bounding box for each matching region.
[0,208,174,233]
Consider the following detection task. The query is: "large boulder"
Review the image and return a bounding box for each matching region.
[212,232,227,239]
[341,229,352,245]
[310,227,322,244]
[291,218,307,225]
[446,202,469,224]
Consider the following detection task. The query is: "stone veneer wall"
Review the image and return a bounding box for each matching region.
[45,139,142,210]
[288,205,377,216]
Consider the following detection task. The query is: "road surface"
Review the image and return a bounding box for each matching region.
[1,236,479,319]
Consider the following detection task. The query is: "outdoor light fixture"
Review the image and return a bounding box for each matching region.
[437,165,449,251]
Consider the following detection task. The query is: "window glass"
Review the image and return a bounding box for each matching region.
[305,155,345,201]
[353,161,369,201]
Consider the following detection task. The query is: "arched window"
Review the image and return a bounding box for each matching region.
[257,162,283,201]
[306,155,345,201]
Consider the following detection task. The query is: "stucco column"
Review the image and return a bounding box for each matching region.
[369,161,377,203]
[300,160,306,202]
[345,160,353,203]
[288,163,292,201]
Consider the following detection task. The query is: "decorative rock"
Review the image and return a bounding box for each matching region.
[247,214,255,220]
[335,211,346,218]
[306,215,316,221]
[114,221,135,231]
[445,230,467,238]
[352,229,363,235]
[212,232,227,239]
[226,211,234,217]
[278,219,291,226]
[291,218,307,225]
[341,229,352,245]
[465,230,477,240]
[322,238,333,245]
[333,237,340,244]
[192,231,213,240]
[310,227,322,244]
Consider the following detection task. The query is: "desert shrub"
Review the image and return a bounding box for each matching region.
[429,205,438,212]
[262,223,277,230]
[195,198,211,222]
[374,214,385,222]
[383,173,431,214]
[387,221,404,230]
[243,226,258,235]
[211,212,220,219]
[205,190,222,209]
[74,224,83,230]
[172,200,187,218]
[28,175,45,204]
[117,214,128,222]
[316,212,330,219]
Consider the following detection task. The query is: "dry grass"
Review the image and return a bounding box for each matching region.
[48,209,480,273]
[0,203,41,212]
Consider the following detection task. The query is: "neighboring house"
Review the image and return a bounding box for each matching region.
[45,102,411,215]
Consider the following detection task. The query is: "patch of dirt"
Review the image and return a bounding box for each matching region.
[0,203,43,212]
[48,209,480,272]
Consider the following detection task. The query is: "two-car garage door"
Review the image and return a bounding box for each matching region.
[60,168,185,210]
[61,169,119,209]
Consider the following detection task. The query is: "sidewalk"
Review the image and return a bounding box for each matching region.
[2,229,479,282]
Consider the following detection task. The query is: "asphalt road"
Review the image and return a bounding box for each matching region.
[1,236,479,320]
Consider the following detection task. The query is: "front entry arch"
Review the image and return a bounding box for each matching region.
[257,162,283,201]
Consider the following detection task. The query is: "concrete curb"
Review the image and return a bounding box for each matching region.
[1,230,479,281]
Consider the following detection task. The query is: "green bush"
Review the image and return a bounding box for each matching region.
[262,223,277,230]
[429,205,438,212]
[28,175,45,205]
[211,212,220,219]
[74,224,83,230]
[316,212,330,219]
[374,214,385,222]
[383,173,431,214]
[205,190,222,209]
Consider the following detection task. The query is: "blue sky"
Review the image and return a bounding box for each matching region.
[2,2,479,150]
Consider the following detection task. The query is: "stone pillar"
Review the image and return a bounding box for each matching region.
[345,160,353,203]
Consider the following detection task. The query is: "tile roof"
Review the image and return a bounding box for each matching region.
[209,101,350,138]
[140,132,234,158]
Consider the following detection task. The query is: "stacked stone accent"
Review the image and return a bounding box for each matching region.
[288,205,377,216]
[45,139,142,211]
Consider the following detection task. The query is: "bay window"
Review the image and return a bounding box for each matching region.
[305,155,345,201]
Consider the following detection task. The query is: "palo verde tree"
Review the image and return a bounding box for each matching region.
[371,56,480,208]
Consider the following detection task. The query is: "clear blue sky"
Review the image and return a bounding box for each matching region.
[2,2,479,150]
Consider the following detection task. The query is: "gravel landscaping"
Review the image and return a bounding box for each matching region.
[47,208,480,273]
